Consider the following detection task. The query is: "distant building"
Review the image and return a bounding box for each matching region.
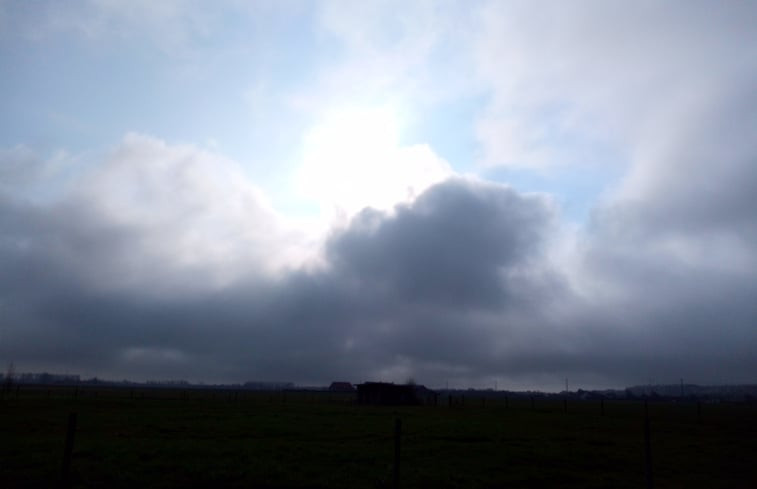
[328,381,355,392]
[357,382,437,406]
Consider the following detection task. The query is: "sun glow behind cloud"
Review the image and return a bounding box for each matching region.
[295,106,453,221]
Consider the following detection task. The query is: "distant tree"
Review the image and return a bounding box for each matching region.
[3,362,15,394]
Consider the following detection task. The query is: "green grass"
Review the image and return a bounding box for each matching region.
[2,387,757,488]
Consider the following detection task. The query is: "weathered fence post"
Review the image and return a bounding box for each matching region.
[393,418,401,489]
[563,398,568,414]
[697,401,701,421]
[601,399,605,416]
[530,396,535,410]
[60,412,78,488]
[505,396,509,409]
[643,414,653,489]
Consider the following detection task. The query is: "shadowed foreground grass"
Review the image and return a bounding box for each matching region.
[2,387,756,488]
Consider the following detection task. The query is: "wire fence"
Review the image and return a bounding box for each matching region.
[3,384,755,488]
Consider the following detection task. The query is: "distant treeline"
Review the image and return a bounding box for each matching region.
[1,372,297,391]
[2,372,81,385]
[4,371,756,401]
[439,384,757,402]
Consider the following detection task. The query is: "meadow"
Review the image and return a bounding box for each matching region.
[2,386,756,488]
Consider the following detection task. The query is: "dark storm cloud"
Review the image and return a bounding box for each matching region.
[0,174,564,385]
[327,178,552,310]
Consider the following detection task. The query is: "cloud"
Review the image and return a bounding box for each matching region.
[327,177,555,310]
[289,0,477,117]
[470,1,757,171]
[3,2,757,391]
[3,130,757,388]
[564,75,757,385]
[0,134,305,379]
[1,151,567,385]
[0,134,307,295]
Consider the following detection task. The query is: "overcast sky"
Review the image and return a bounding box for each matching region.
[1,1,756,390]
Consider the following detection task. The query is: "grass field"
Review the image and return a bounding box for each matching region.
[2,386,756,488]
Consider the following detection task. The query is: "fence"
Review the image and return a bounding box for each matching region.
[2,386,752,488]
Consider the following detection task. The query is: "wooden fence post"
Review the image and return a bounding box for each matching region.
[60,412,78,488]
[643,415,653,489]
[394,418,401,489]
[601,399,605,416]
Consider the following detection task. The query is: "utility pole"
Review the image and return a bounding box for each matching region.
[565,378,569,393]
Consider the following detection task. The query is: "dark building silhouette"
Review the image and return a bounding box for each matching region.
[328,381,355,392]
[357,382,437,406]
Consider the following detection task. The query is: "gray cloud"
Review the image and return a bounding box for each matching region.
[3,156,757,389]
[327,178,554,310]
[0,162,569,386]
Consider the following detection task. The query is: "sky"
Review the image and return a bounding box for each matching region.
[1,1,756,391]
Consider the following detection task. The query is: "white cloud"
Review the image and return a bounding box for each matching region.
[98,134,317,282]
[0,134,315,295]
[470,1,757,172]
